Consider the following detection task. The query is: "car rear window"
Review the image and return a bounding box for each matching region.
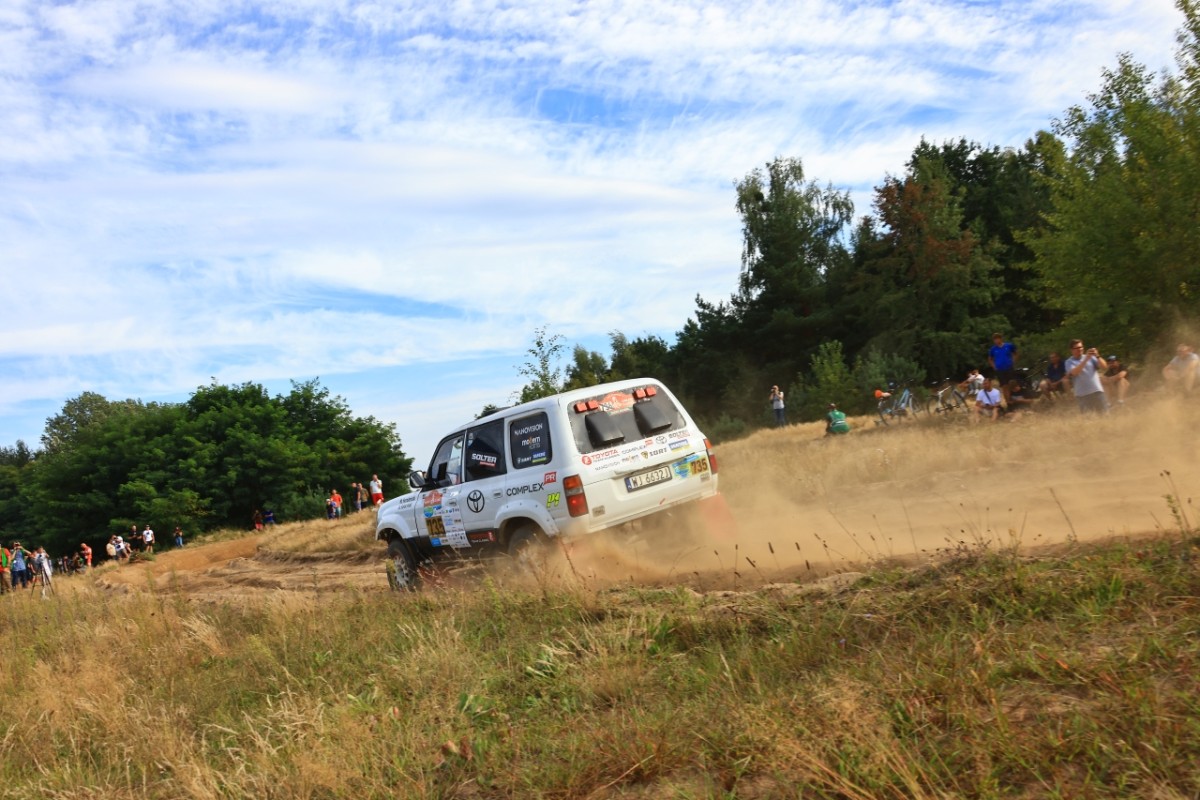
[568,386,686,454]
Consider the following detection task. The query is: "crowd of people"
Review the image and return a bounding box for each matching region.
[325,474,385,519]
[771,335,1200,430]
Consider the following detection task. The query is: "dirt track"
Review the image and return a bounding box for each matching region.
[94,394,1200,600]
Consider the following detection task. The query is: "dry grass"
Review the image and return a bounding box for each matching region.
[0,394,1197,798]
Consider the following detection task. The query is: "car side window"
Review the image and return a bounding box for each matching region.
[509,412,552,469]
[428,433,465,487]
[464,420,507,482]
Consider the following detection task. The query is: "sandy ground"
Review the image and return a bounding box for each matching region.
[91,392,1200,600]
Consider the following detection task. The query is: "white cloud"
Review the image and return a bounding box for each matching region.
[0,0,1185,450]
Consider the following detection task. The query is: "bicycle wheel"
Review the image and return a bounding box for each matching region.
[877,400,891,426]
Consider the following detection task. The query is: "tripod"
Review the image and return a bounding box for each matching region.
[30,564,53,598]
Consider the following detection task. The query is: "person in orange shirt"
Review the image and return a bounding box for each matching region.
[330,489,343,519]
[80,542,92,571]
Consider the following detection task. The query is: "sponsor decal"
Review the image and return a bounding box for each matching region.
[520,435,543,448]
[427,516,447,536]
[467,530,497,544]
[581,455,592,466]
[543,471,557,484]
[531,451,549,464]
[506,482,544,497]
[430,537,442,547]
[667,429,691,440]
[655,435,667,444]
[422,490,443,518]
[671,453,700,479]
[470,452,498,468]
[669,439,690,450]
[596,391,636,412]
[513,421,544,436]
[640,447,668,460]
[546,492,561,509]
[466,490,485,513]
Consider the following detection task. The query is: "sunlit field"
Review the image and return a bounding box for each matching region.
[1,394,1197,798]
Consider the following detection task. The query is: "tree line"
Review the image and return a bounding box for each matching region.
[0,381,411,555]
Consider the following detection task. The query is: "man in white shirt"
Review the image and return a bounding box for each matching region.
[1162,343,1199,394]
[1064,339,1108,414]
[973,378,1003,421]
[142,525,155,554]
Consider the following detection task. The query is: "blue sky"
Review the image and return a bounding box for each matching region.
[0,0,1181,463]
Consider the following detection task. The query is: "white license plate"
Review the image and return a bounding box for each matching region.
[625,466,673,492]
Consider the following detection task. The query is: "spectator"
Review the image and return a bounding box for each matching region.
[1038,352,1069,399]
[330,489,343,519]
[370,475,384,507]
[80,542,92,571]
[0,543,10,595]
[974,378,1003,421]
[1004,380,1037,418]
[769,385,786,427]
[1065,339,1109,414]
[352,482,366,513]
[142,524,155,554]
[1162,343,1199,394]
[958,369,984,398]
[988,333,1019,387]
[32,547,52,596]
[263,510,276,525]
[10,542,31,589]
[825,403,851,436]
[252,509,264,531]
[1102,355,1131,405]
[173,526,184,548]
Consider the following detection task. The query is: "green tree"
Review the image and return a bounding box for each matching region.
[517,326,565,402]
[562,345,609,390]
[1027,1,1200,354]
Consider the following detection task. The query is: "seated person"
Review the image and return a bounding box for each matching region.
[958,369,984,398]
[1102,355,1131,405]
[1162,343,1199,394]
[973,378,1003,421]
[1037,352,1069,398]
[825,403,851,435]
[1004,380,1037,418]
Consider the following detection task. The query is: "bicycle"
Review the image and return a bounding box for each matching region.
[929,378,969,414]
[875,383,928,425]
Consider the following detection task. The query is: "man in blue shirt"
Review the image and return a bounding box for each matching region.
[988,332,1019,387]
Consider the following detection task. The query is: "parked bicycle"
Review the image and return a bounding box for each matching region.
[875,383,928,425]
[929,378,969,414]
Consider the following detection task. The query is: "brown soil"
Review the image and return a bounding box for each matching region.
[93,394,1200,601]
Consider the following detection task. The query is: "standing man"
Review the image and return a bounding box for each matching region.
[142,524,155,554]
[1065,339,1108,414]
[330,488,343,519]
[988,332,1019,387]
[173,526,185,548]
[80,542,92,571]
[769,385,786,427]
[370,474,384,507]
[1162,343,1199,394]
[10,542,31,589]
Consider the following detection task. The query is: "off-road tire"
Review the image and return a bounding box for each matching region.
[387,538,421,591]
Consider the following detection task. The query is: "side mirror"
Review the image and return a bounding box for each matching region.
[408,471,427,490]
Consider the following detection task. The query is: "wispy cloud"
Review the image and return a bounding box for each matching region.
[0,0,1181,458]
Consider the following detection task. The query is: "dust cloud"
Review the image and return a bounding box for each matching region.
[552,395,1200,589]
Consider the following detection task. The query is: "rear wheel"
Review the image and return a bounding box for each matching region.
[386,538,421,591]
[506,523,547,574]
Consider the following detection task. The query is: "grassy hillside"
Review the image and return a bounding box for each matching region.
[1,397,1198,798]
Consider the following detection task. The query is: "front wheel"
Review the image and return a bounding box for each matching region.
[386,538,421,591]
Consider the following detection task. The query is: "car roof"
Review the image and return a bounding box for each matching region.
[454,377,663,432]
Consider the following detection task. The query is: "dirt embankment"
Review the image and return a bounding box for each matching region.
[95,394,1200,600]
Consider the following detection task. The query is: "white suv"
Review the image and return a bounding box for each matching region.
[377,378,720,588]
